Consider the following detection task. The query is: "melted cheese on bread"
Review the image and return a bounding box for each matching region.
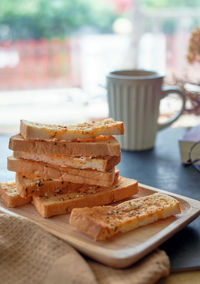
[20,118,124,140]
[69,193,181,240]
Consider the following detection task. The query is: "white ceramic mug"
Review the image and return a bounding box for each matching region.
[106,69,185,150]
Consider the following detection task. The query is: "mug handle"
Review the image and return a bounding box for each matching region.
[157,86,186,131]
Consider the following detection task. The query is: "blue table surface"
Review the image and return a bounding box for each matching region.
[0,128,199,271]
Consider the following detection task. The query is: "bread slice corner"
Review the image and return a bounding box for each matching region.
[0,181,31,208]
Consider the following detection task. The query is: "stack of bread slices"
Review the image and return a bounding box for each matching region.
[0,118,139,217]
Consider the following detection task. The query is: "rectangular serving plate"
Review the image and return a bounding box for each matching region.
[0,183,200,269]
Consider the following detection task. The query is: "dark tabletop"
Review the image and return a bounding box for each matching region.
[0,128,199,271]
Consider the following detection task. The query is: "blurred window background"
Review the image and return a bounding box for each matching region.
[0,0,200,132]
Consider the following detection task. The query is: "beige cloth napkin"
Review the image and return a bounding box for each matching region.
[0,214,170,284]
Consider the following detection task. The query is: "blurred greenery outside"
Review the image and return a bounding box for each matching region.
[0,0,200,41]
[144,0,200,34]
[0,0,118,41]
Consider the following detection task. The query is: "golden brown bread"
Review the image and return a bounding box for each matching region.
[16,174,82,198]
[16,170,119,198]
[7,156,116,187]
[20,118,124,140]
[32,176,138,218]
[9,134,121,157]
[13,151,120,172]
[0,182,31,208]
[69,193,181,240]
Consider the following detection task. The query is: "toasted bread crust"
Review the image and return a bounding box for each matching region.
[16,171,119,198]
[13,151,120,172]
[32,177,138,217]
[20,119,124,140]
[9,134,121,157]
[16,175,82,198]
[69,193,181,240]
[7,156,116,187]
[0,182,31,208]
